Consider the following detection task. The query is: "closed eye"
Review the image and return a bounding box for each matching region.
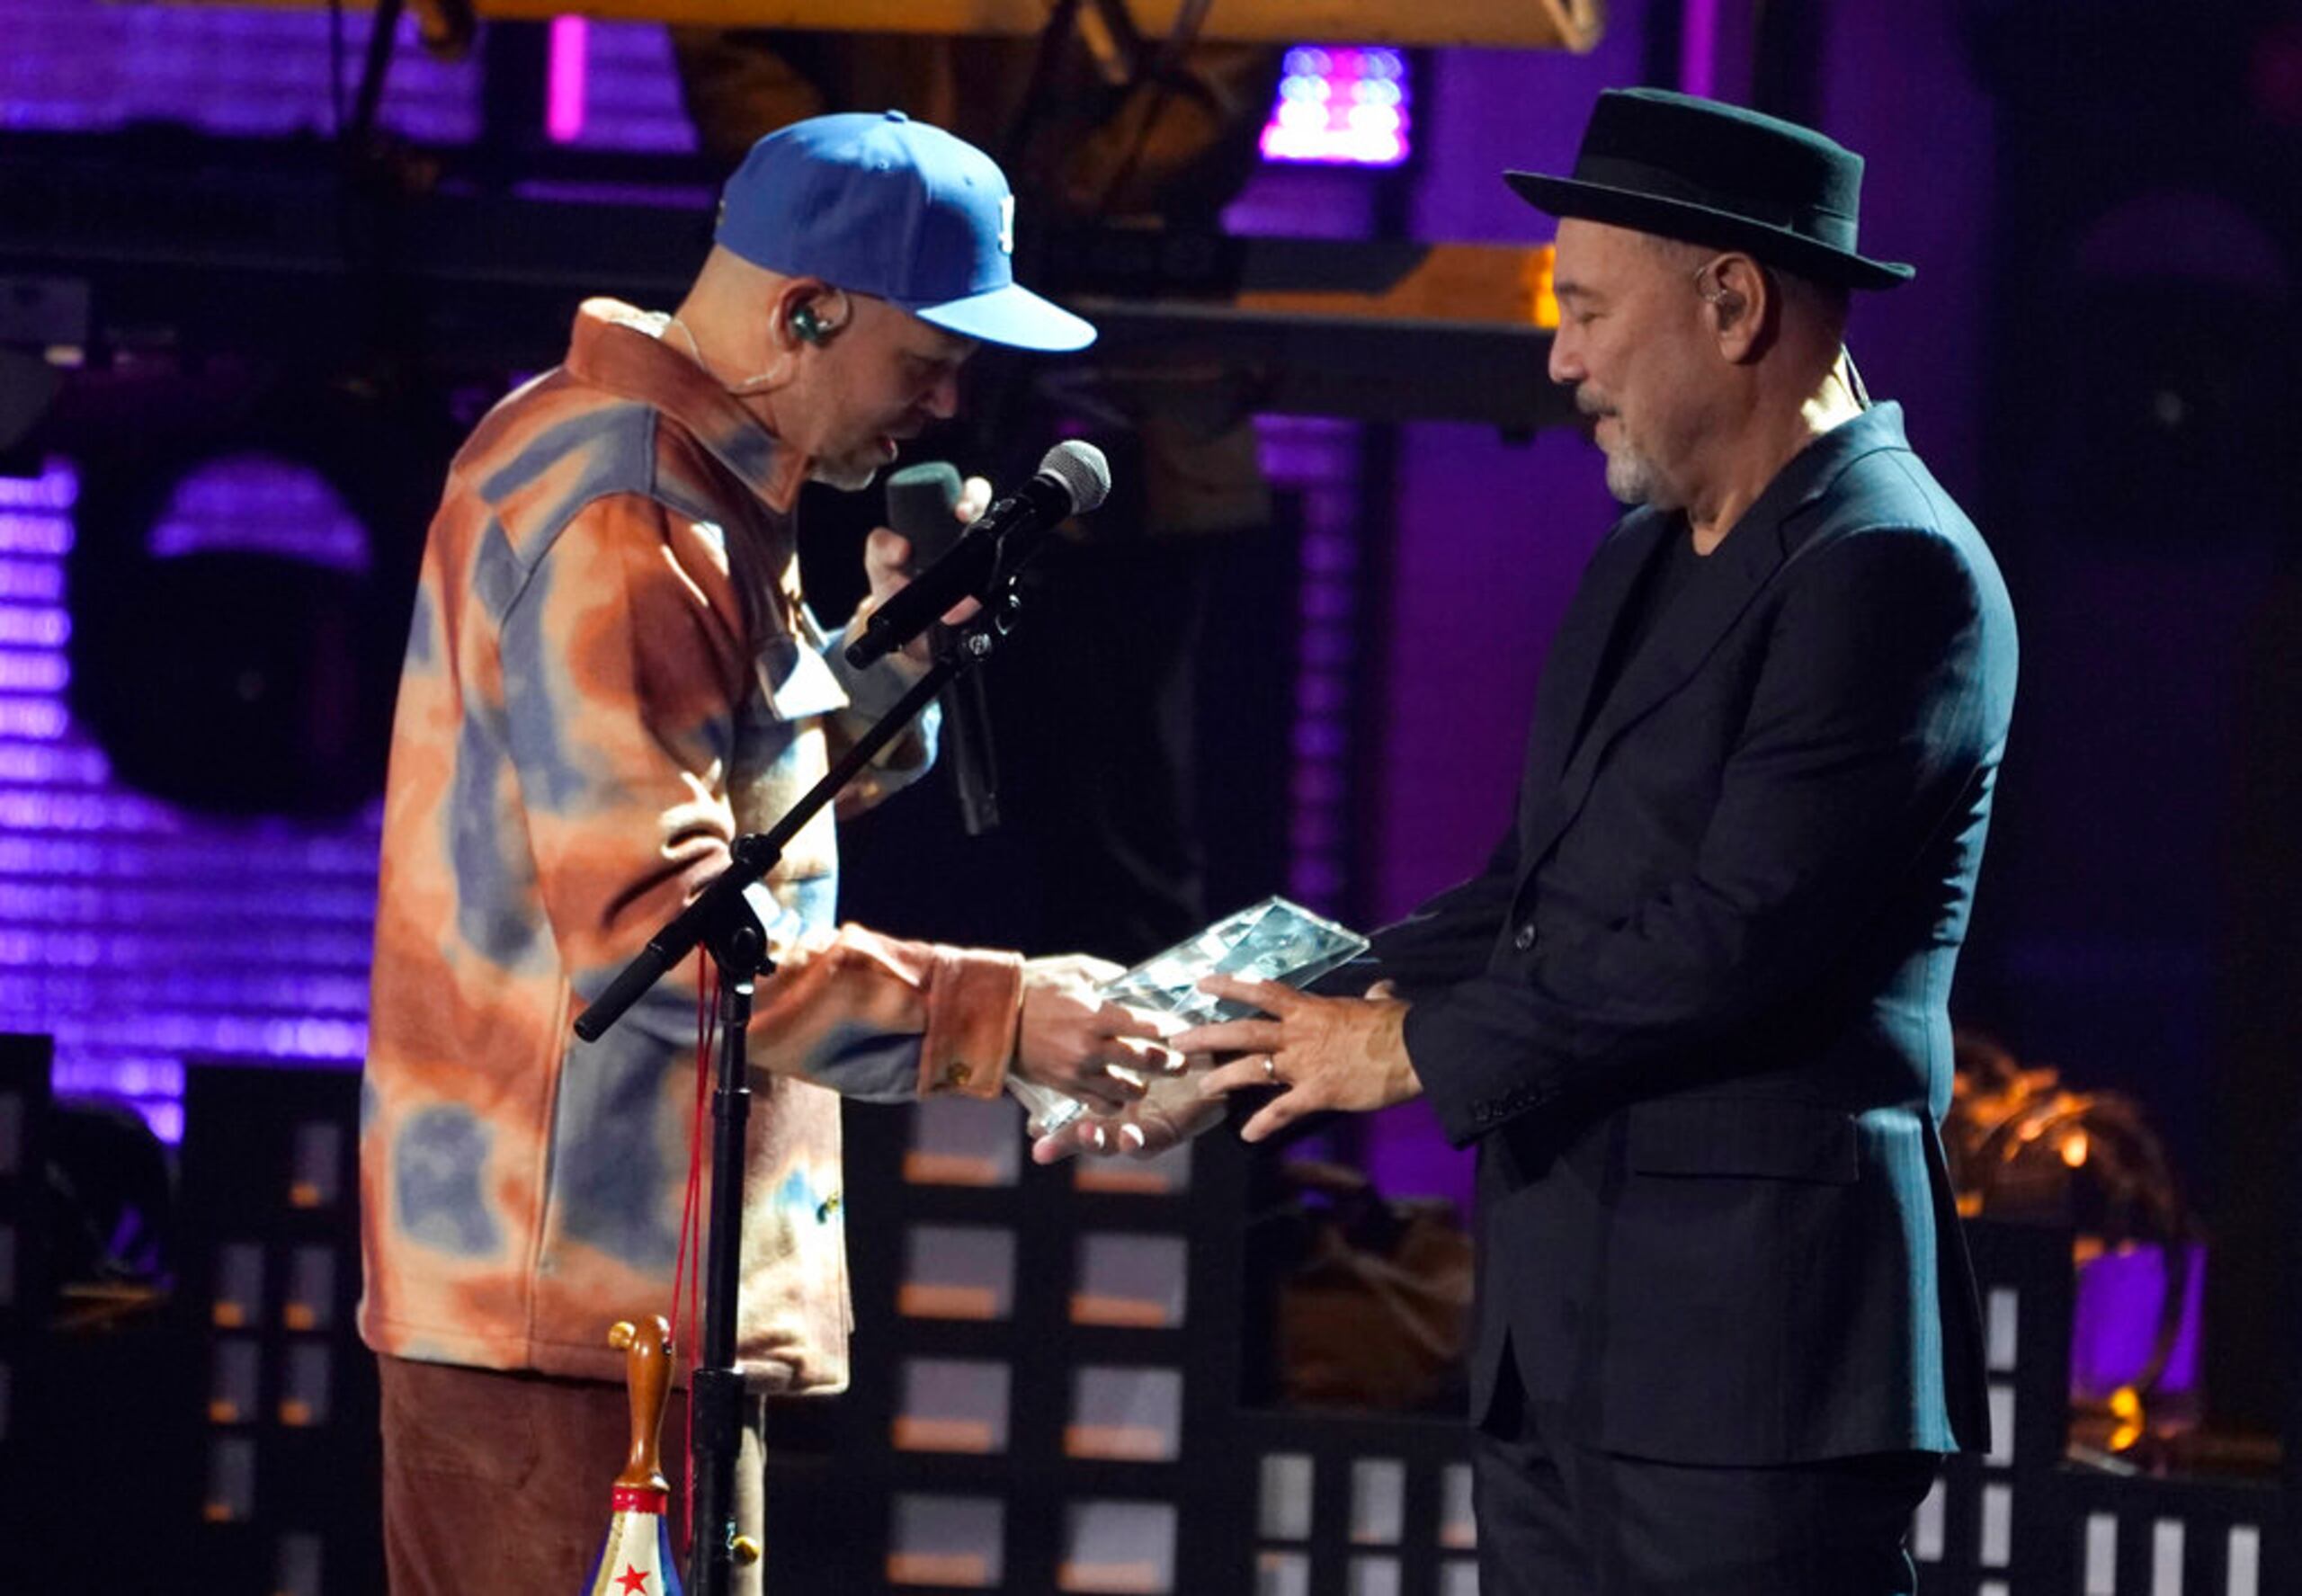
[904,352,967,387]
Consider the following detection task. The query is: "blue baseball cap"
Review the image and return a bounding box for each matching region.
[715,110,1097,354]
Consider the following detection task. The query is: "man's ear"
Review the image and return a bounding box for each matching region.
[1702,254,1771,361]
[769,277,840,351]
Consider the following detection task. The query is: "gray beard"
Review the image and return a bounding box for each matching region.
[1603,443,1680,510]
[1583,393,1682,511]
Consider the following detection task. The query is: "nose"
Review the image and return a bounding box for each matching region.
[1547,325,1583,388]
[923,369,961,420]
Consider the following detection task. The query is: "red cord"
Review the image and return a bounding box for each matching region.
[669,950,715,1556]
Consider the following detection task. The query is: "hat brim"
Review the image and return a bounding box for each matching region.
[1504,171,1914,291]
[915,281,1097,352]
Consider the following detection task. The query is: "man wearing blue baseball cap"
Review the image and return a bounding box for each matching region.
[360,111,1166,1596]
[674,109,1093,491]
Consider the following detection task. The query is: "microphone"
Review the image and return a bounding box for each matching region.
[884,462,1002,834]
[844,441,1110,670]
[885,461,968,566]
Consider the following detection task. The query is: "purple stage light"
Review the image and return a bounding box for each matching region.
[147,453,374,574]
[1257,415,1363,915]
[1680,0,1720,99]
[0,605,69,647]
[0,745,108,785]
[544,16,700,153]
[548,15,590,143]
[0,700,69,741]
[1260,46,1411,167]
[0,560,66,602]
[2071,1242,2206,1405]
[0,458,383,1140]
[0,653,68,694]
[0,0,482,141]
[0,515,73,557]
[0,471,76,512]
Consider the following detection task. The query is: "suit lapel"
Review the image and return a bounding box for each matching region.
[1519,502,1788,876]
[1512,403,1915,881]
[1521,512,1673,801]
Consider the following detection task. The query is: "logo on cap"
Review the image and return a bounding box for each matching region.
[998,195,1016,258]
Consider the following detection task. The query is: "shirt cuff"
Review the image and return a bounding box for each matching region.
[824,623,929,721]
[915,946,1023,1098]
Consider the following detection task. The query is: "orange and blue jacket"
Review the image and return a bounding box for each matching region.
[358,299,1022,1391]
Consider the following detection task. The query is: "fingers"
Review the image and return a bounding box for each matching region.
[1031,1115,1155,1164]
[864,526,913,578]
[958,476,993,523]
[1096,1002,1167,1042]
[1036,1086,1228,1164]
[1092,1045,1177,1105]
[1198,973,1299,1013]
[1111,1036,1186,1076]
[1197,1057,1279,1099]
[1236,1067,1327,1142]
[1064,1065,1141,1112]
[1030,1119,1099,1164]
[1169,1017,1283,1057]
[1240,1091,1313,1143]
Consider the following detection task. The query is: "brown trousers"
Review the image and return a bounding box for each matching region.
[379,1354,765,1596]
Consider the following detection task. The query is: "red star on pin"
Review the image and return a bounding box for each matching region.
[614,1565,650,1594]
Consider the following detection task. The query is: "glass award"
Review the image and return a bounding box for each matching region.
[1008,896,1370,1137]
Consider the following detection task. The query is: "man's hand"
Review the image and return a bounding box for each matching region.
[1175,974,1420,1142]
[1031,1067,1225,1164]
[1014,954,1183,1112]
[861,474,992,668]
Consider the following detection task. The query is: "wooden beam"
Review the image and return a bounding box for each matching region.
[172,0,1607,51]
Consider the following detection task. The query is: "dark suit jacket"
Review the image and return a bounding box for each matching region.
[1375,403,2014,1466]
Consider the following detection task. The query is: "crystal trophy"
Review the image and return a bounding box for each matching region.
[1008,896,1370,1137]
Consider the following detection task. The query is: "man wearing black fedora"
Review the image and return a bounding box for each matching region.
[1164,87,2019,1592]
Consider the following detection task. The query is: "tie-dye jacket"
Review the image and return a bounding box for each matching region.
[359,299,1023,1393]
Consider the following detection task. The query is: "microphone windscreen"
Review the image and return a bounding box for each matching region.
[1037,441,1111,515]
[884,461,966,561]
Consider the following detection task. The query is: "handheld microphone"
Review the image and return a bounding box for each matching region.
[884,462,1002,834]
[844,441,1110,670]
[885,461,968,565]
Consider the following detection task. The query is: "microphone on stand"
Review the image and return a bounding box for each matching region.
[884,462,1003,835]
[845,441,1110,670]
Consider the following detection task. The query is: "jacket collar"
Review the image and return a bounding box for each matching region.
[563,298,810,513]
[1731,400,1910,557]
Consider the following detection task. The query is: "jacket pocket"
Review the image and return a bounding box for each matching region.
[1625,1097,1859,1184]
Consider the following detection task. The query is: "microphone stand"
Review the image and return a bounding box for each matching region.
[574,566,1029,1596]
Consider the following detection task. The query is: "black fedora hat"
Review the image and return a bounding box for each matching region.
[1506,87,1913,290]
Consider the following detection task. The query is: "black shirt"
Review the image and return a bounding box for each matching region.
[1575,522,1708,749]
